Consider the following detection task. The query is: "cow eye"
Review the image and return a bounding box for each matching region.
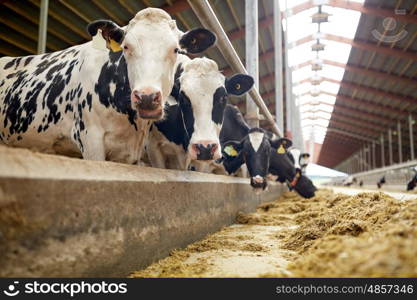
[123,45,129,50]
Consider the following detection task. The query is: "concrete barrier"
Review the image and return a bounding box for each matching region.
[0,146,285,277]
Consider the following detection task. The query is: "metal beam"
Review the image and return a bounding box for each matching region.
[339,81,417,107]
[287,0,417,25]
[292,59,417,87]
[326,129,373,143]
[290,33,417,61]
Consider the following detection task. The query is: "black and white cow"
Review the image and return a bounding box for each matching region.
[147,57,254,171]
[407,166,417,191]
[220,105,316,198]
[288,149,310,175]
[377,176,386,189]
[0,8,215,163]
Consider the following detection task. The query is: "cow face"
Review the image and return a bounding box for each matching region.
[222,128,273,191]
[270,140,315,198]
[177,58,253,161]
[87,8,216,120]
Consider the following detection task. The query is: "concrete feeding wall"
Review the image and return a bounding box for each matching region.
[0,146,285,277]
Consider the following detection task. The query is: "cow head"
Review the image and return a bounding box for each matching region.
[222,128,277,192]
[175,57,253,161]
[87,8,216,120]
[271,141,315,198]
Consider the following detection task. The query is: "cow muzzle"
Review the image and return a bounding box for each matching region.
[250,175,267,190]
[190,141,220,161]
[132,88,163,120]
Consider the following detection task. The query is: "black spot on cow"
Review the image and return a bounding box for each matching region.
[80,120,85,131]
[14,57,23,70]
[33,59,59,76]
[43,74,66,126]
[86,93,92,111]
[65,60,78,84]
[46,62,67,80]
[212,87,227,124]
[64,103,73,113]
[4,59,16,70]
[95,51,137,130]
[24,56,34,67]
[3,70,46,135]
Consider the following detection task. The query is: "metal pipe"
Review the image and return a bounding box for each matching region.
[398,120,402,163]
[388,128,393,165]
[187,0,282,137]
[37,0,49,54]
[245,0,260,128]
[409,113,415,160]
[273,0,284,133]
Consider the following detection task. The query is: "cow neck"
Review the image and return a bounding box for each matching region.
[94,51,138,130]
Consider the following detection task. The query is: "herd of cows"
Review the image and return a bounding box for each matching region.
[0,8,316,198]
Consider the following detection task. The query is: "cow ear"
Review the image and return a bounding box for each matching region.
[87,20,125,52]
[270,138,292,154]
[170,63,184,99]
[179,28,216,54]
[225,74,254,96]
[222,140,243,158]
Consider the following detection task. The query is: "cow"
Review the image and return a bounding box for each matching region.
[377,176,386,189]
[220,105,316,198]
[407,166,417,191]
[146,57,254,171]
[288,149,310,175]
[343,176,356,186]
[0,8,215,164]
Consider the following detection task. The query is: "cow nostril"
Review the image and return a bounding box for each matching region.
[192,144,201,155]
[209,143,218,154]
[152,92,162,105]
[133,91,142,103]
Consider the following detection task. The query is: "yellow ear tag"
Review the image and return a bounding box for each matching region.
[109,39,123,52]
[277,144,285,154]
[224,145,238,157]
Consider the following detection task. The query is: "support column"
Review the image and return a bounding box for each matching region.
[381,134,385,167]
[409,113,415,160]
[372,141,376,169]
[388,128,393,165]
[273,0,284,133]
[245,0,259,128]
[397,120,402,163]
[283,2,292,137]
[37,0,49,54]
